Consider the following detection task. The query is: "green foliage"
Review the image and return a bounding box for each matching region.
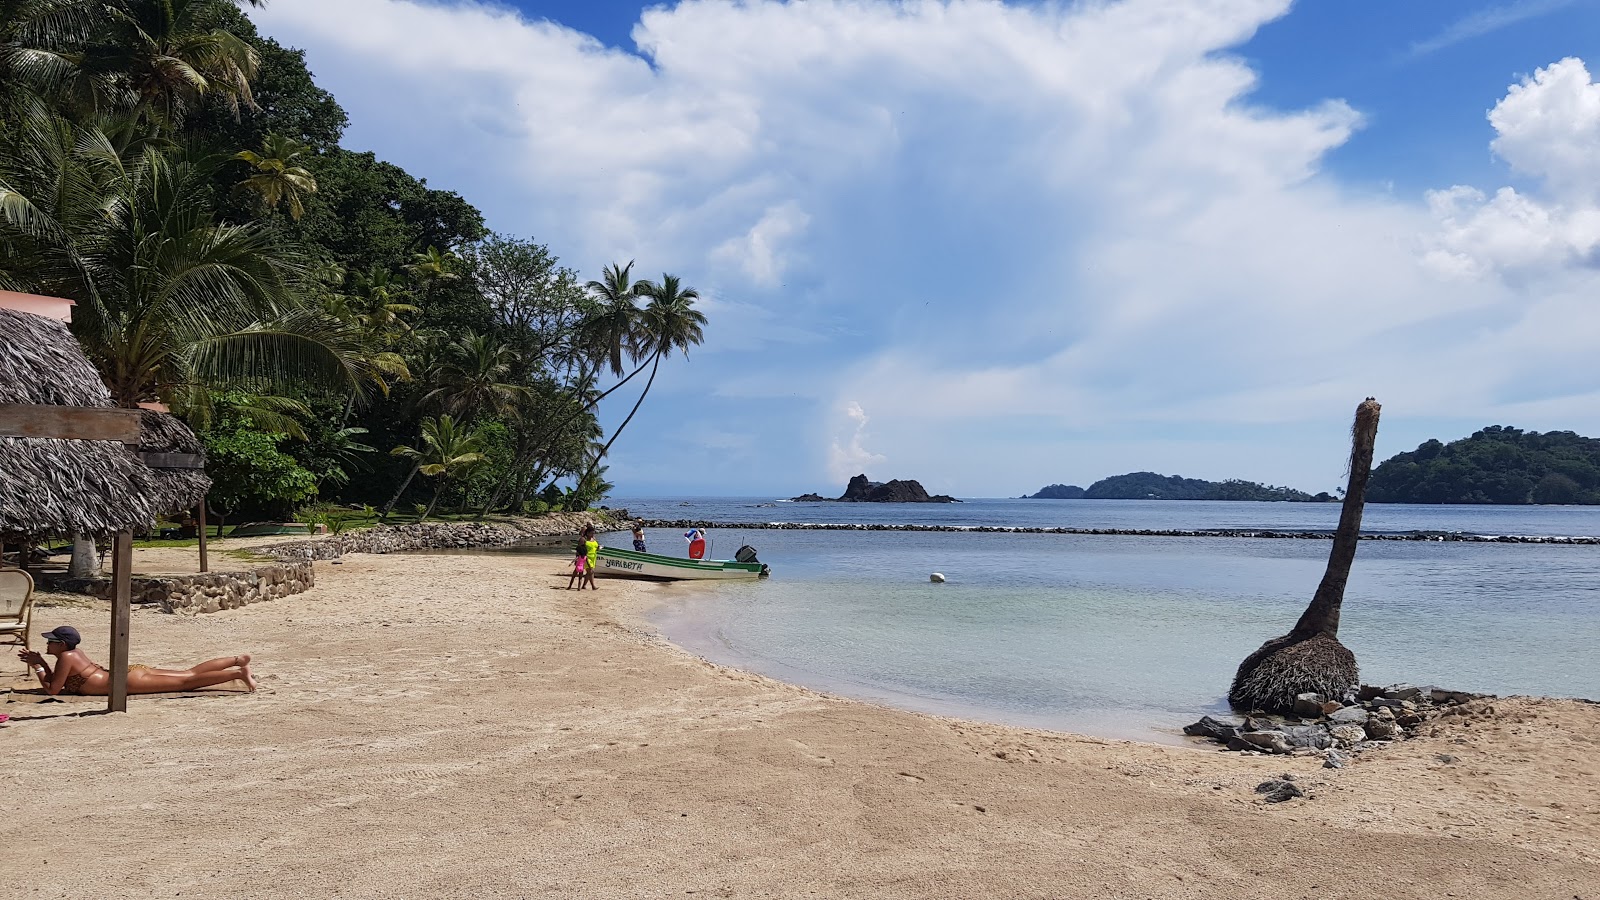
[203,416,318,519]
[1081,472,1323,502]
[1368,426,1600,504]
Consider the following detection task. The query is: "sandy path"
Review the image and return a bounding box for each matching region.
[4,551,1598,898]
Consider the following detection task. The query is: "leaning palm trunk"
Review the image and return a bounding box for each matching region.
[1229,398,1382,714]
[572,351,661,502]
[379,459,423,522]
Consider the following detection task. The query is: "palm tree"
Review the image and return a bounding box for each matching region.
[581,260,646,378]
[1229,398,1381,714]
[233,133,316,220]
[90,0,265,132]
[406,245,459,285]
[390,415,486,520]
[569,273,707,505]
[422,331,529,421]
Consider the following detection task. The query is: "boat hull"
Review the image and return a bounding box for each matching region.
[595,547,765,581]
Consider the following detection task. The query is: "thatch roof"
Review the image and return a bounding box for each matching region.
[0,308,210,539]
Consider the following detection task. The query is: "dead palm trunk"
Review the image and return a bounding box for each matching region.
[1229,398,1381,714]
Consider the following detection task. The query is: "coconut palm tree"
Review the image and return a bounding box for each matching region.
[568,273,706,507]
[422,331,529,421]
[389,414,486,520]
[1229,398,1382,714]
[582,260,646,379]
[0,114,372,412]
[233,133,316,220]
[88,0,264,132]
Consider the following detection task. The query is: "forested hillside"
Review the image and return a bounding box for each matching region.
[1368,426,1600,504]
[0,1,708,525]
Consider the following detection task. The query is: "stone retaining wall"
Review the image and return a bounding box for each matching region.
[55,560,317,615]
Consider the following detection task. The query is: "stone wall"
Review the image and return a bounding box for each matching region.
[61,560,316,615]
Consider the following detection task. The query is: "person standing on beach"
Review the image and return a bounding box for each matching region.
[567,542,587,590]
[581,525,600,590]
[632,526,648,553]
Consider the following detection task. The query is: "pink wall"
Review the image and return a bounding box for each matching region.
[0,290,74,321]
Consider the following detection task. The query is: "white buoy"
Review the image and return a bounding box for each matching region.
[930,572,946,583]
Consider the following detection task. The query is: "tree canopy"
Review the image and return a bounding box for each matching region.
[1368,426,1600,505]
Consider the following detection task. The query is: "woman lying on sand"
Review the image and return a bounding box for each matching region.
[19,625,257,696]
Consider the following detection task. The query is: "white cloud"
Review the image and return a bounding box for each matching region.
[1407,0,1579,59]
[828,401,886,483]
[250,1,1600,492]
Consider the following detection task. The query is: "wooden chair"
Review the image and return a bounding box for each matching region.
[0,568,36,656]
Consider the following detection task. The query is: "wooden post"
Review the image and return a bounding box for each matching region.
[108,529,132,713]
[197,496,209,573]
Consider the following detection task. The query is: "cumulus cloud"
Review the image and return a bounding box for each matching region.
[1424,59,1600,278]
[250,0,1600,492]
[828,401,886,483]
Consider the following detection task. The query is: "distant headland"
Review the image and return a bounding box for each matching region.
[792,474,960,503]
[1025,426,1600,505]
[1023,472,1333,502]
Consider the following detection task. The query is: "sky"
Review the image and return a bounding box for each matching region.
[248,0,1600,498]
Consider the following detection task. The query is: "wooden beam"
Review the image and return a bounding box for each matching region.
[136,451,205,469]
[108,530,131,713]
[197,497,208,573]
[0,404,141,444]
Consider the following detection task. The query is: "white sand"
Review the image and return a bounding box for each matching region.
[4,548,1598,898]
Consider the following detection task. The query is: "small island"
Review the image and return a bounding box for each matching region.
[1024,472,1333,502]
[792,474,960,503]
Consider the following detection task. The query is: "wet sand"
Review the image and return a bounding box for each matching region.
[4,549,1598,898]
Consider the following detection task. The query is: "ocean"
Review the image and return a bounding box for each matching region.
[537,498,1600,743]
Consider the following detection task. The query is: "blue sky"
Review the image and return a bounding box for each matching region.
[251,0,1600,497]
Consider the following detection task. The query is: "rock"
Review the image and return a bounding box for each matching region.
[1323,749,1348,769]
[1370,697,1416,710]
[789,493,827,502]
[1328,724,1368,748]
[1183,716,1242,742]
[1381,684,1425,701]
[1435,754,1460,764]
[1320,700,1343,716]
[1293,693,1326,717]
[1254,779,1305,803]
[1357,684,1384,701]
[1238,731,1295,754]
[1328,706,1369,725]
[1365,718,1403,740]
[930,573,946,583]
[1278,724,1334,750]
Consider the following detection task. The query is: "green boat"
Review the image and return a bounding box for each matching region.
[595,545,768,581]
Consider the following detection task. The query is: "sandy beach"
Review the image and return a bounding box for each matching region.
[5,547,1599,899]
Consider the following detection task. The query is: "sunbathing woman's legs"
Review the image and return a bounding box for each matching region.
[126,657,257,693]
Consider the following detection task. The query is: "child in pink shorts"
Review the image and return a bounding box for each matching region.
[567,543,587,589]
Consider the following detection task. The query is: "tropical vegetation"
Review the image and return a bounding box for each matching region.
[0,0,708,524]
[1367,426,1600,505]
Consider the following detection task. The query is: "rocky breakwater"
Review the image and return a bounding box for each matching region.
[1184,683,1494,770]
[265,511,618,562]
[633,520,1600,543]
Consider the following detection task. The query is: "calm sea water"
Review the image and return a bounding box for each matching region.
[577,499,1600,742]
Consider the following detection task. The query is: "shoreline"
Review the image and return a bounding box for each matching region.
[5,548,1598,897]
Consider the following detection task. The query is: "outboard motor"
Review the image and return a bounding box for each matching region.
[735,545,759,563]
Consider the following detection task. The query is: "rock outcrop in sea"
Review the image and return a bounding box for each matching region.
[791,474,959,503]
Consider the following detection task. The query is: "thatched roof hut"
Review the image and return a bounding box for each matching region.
[0,307,210,540]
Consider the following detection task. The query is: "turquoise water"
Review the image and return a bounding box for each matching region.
[580,500,1600,742]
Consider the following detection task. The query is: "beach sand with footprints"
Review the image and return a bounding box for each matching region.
[4,547,1599,898]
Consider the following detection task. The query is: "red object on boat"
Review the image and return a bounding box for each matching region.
[688,534,706,560]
